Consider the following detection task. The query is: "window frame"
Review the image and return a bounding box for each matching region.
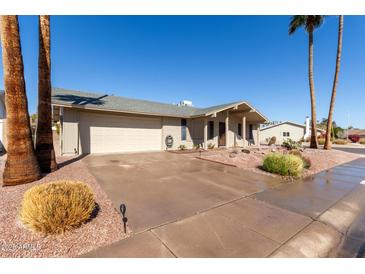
[238,123,242,138]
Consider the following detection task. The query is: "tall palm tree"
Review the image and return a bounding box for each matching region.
[324,16,344,150]
[36,15,57,172]
[289,15,325,149]
[0,16,41,186]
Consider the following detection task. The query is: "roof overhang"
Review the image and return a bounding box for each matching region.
[191,101,268,123]
[51,103,191,118]
[51,89,268,122]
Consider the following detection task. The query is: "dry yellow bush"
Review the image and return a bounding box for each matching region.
[20,181,95,234]
[318,138,325,145]
[333,139,348,145]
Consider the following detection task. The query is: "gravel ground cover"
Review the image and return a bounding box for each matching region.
[199,146,360,180]
[0,155,129,258]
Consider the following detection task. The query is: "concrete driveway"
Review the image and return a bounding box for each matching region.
[81,152,365,258]
[82,152,282,233]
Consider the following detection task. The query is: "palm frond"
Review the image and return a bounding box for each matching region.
[288,15,306,35]
[305,15,325,32]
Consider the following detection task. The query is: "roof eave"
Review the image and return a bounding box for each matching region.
[51,103,192,118]
[191,101,268,123]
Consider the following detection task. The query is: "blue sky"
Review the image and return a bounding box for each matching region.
[0,16,364,128]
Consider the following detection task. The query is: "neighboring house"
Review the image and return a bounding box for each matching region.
[0,91,6,152]
[51,88,268,155]
[260,117,324,144]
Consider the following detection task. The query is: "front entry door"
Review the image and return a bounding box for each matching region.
[218,122,226,146]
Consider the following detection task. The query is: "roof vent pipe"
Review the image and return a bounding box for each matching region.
[178,100,193,107]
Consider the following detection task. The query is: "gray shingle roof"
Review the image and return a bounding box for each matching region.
[51,88,243,118]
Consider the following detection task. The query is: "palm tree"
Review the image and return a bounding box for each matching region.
[289,15,325,149]
[324,16,344,150]
[36,15,57,172]
[0,16,41,186]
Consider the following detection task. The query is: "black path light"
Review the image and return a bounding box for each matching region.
[120,203,128,233]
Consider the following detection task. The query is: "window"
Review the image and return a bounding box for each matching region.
[208,121,214,139]
[238,123,242,137]
[181,119,187,141]
[249,124,253,139]
[283,132,290,137]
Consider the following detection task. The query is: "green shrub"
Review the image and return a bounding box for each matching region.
[193,144,201,150]
[333,139,347,145]
[268,136,277,146]
[318,138,325,145]
[360,138,365,145]
[207,143,215,149]
[263,153,304,177]
[178,144,187,150]
[20,181,95,235]
[282,138,301,150]
[289,150,311,169]
[55,123,60,135]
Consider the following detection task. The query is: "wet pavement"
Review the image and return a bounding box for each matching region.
[82,152,282,233]
[81,152,365,258]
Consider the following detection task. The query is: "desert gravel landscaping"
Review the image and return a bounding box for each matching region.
[0,155,129,258]
[199,146,360,180]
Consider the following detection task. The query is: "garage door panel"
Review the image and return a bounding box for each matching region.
[79,112,161,154]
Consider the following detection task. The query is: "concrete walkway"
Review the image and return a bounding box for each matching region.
[81,152,365,258]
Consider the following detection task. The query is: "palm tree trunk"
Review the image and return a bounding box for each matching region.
[0,16,41,186]
[36,15,57,172]
[308,29,318,149]
[324,15,344,150]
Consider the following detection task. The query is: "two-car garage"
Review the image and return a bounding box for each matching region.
[62,109,162,154]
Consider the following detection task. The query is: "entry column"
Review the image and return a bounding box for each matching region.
[242,114,246,147]
[203,117,208,150]
[225,112,229,148]
[257,125,261,147]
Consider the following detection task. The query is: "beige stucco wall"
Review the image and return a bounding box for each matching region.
[62,108,80,154]
[61,108,194,154]
[161,117,194,150]
[260,123,305,144]
[61,107,262,155]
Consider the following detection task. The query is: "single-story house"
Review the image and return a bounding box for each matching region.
[260,118,324,145]
[51,88,268,155]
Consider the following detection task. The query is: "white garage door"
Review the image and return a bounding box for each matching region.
[79,112,162,154]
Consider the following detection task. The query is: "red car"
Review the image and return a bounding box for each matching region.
[348,134,360,143]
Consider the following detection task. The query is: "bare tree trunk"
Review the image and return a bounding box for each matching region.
[308,30,318,149]
[36,15,57,172]
[0,16,41,186]
[324,16,344,150]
